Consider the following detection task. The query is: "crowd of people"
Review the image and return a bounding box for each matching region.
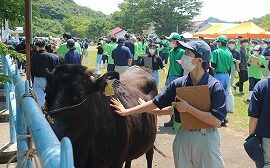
[4,30,270,167]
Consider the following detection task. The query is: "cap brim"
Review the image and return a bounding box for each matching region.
[165,36,172,40]
[178,41,195,51]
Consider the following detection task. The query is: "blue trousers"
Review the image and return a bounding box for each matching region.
[33,77,47,107]
[152,70,160,86]
[214,73,230,94]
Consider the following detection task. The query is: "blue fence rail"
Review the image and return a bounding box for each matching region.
[1,54,74,168]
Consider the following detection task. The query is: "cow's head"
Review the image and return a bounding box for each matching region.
[45,64,120,111]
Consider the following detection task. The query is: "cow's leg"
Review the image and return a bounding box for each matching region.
[124,160,131,168]
[146,146,154,168]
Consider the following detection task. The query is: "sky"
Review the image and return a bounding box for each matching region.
[74,0,270,22]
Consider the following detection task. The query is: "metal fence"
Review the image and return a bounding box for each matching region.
[1,54,74,168]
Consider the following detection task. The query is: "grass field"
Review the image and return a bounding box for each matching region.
[83,48,250,133]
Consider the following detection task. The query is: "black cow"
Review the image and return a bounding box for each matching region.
[44,64,158,168]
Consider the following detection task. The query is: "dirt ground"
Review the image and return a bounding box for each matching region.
[1,115,255,168]
[130,115,254,168]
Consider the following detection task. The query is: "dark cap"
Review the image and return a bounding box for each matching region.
[228,39,236,44]
[67,39,75,47]
[263,39,270,44]
[117,37,125,44]
[178,40,212,62]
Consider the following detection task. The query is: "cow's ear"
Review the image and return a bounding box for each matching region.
[105,71,120,81]
[45,68,53,83]
[95,71,120,89]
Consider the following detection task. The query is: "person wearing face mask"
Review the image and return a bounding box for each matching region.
[262,40,270,79]
[164,32,185,127]
[227,40,241,88]
[140,42,166,86]
[110,40,226,168]
[247,45,266,101]
[235,38,250,94]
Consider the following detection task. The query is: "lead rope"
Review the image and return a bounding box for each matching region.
[6,134,40,168]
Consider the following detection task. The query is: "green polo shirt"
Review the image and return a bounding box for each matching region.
[108,42,118,64]
[57,42,82,58]
[137,42,143,57]
[168,47,185,76]
[142,43,148,54]
[248,54,266,79]
[134,42,139,60]
[102,43,111,56]
[211,46,234,73]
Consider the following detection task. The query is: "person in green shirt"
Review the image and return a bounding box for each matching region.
[107,37,118,71]
[211,35,233,126]
[211,35,234,94]
[160,36,171,64]
[235,35,243,51]
[136,38,144,64]
[132,36,140,66]
[57,32,82,59]
[164,32,185,127]
[247,45,266,101]
[142,38,148,55]
[102,39,111,69]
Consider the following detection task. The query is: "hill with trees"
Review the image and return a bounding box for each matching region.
[250,14,270,31]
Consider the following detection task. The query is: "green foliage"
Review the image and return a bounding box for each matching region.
[111,0,202,36]
[87,18,113,42]
[62,16,92,38]
[0,42,26,62]
[0,42,26,83]
[251,14,270,31]
[33,18,65,37]
[111,0,152,33]
[0,0,24,22]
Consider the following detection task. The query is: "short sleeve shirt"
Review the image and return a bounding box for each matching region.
[64,49,81,64]
[248,78,270,138]
[153,72,227,122]
[112,45,132,66]
[168,47,185,76]
[108,43,118,64]
[248,54,266,79]
[211,46,234,73]
[57,42,82,58]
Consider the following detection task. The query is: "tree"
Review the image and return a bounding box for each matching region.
[33,18,65,37]
[151,0,202,36]
[111,0,152,34]
[0,0,24,23]
[87,18,112,42]
[111,0,202,36]
[251,14,270,31]
[62,16,92,38]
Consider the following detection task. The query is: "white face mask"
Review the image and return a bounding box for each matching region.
[170,42,177,48]
[228,44,235,50]
[181,55,196,73]
[149,49,156,55]
[262,44,268,49]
